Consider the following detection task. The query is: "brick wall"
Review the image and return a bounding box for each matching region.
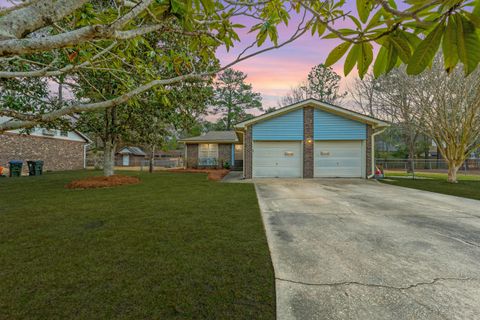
[218,144,231,169]
[366,125,373,177]
[186,144,198,168]
[244,126,253,179]
[0,133,85,172]
[303,107,314,178]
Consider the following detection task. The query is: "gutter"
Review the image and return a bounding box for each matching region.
[368,127,387,179]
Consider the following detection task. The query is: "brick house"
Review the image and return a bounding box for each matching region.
[179,131,243,170]
[0,119,90,173]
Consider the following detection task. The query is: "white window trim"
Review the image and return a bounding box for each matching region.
[199,143,218,158]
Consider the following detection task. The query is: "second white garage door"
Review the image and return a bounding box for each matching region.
[253,141,302,178]
[314,141,363,178]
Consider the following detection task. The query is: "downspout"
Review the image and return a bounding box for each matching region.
[231,144,234,169]
[184,143,187,169]
[368,127,387,179]
[83,143,90,169]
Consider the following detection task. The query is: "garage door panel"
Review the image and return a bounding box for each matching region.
[314,141,363,178]
[253,141,302,178]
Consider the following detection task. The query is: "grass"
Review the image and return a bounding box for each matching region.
[381,170,480,200]
[0,171,275,319]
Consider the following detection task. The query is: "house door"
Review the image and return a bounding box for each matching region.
[122,154,130,166]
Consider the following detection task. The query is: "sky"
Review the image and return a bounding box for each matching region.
[1,1,407,111]
[215,2,361,110]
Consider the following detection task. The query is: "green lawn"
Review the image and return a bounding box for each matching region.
[381,171,480,200]
[0,171,275,319]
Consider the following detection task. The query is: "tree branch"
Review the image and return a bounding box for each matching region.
[0,0,89,40]
[0,22,311,131]
[0,42,116,78]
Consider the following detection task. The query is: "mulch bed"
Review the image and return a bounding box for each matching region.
[167,169,230,181]
[65,175,141,189]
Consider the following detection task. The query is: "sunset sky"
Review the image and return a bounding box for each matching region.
[0,1,403,110]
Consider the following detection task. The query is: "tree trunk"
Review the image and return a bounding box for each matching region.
[103,140,116,177]
[447,163,459,183]
[407,149,415,173]
[149,145,155,173]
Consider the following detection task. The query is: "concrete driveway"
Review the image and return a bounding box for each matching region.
[255,179,480,320]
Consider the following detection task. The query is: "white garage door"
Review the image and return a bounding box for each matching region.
[253,141,302,178]
[314,141,363,178]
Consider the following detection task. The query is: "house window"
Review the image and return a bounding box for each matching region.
[198,144,218,166]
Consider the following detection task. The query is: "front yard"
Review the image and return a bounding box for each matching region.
[0,171,275,319]
[381,171,480,200]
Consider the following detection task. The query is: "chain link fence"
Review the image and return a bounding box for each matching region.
[86,158,183,170]
[375,159,480,175]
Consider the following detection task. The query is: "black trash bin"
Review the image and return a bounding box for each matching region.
[9,160,23,177]
[27,160,44,176]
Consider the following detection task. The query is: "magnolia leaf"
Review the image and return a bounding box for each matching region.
[385,43,399,73]
[407,22,445,75]
[389,36,412,63]
[357,0,371,23]
[344,44,361,76]
[456,14,480,75]
[443,15,458,73]
[373,45,388,78]
[325,42,351,67]
[358,42,373,78]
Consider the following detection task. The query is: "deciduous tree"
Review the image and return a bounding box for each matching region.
[1,0,479,131]
[411,59,480,183]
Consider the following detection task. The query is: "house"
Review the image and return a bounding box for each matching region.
[181,99,389,178]
[235,99,390,178]
[115,146,147,166]
[0,118,91,172]
[236,99,389,178]
[179,131,243,170]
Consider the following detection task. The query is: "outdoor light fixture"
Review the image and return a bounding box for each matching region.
[306,138,313,144]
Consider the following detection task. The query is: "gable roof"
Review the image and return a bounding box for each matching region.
[118,146,147,156]
[235,99,389,129]
[179,131,238,143]
[0,116,92,143]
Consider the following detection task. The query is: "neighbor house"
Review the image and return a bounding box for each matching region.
[115,146,147,166]
[181,99,389,178]
[0,117,91,172]
[179,131,243,170]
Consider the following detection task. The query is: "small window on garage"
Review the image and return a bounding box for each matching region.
[198,144,218,166]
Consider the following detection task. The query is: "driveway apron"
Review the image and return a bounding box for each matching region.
[255,179,480,320]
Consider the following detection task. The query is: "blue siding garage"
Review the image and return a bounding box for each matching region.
[253,109,303,140]
[235,99,389,179]
[252,109,303,177]
[313,109,367,177]
[314,109,366,140]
